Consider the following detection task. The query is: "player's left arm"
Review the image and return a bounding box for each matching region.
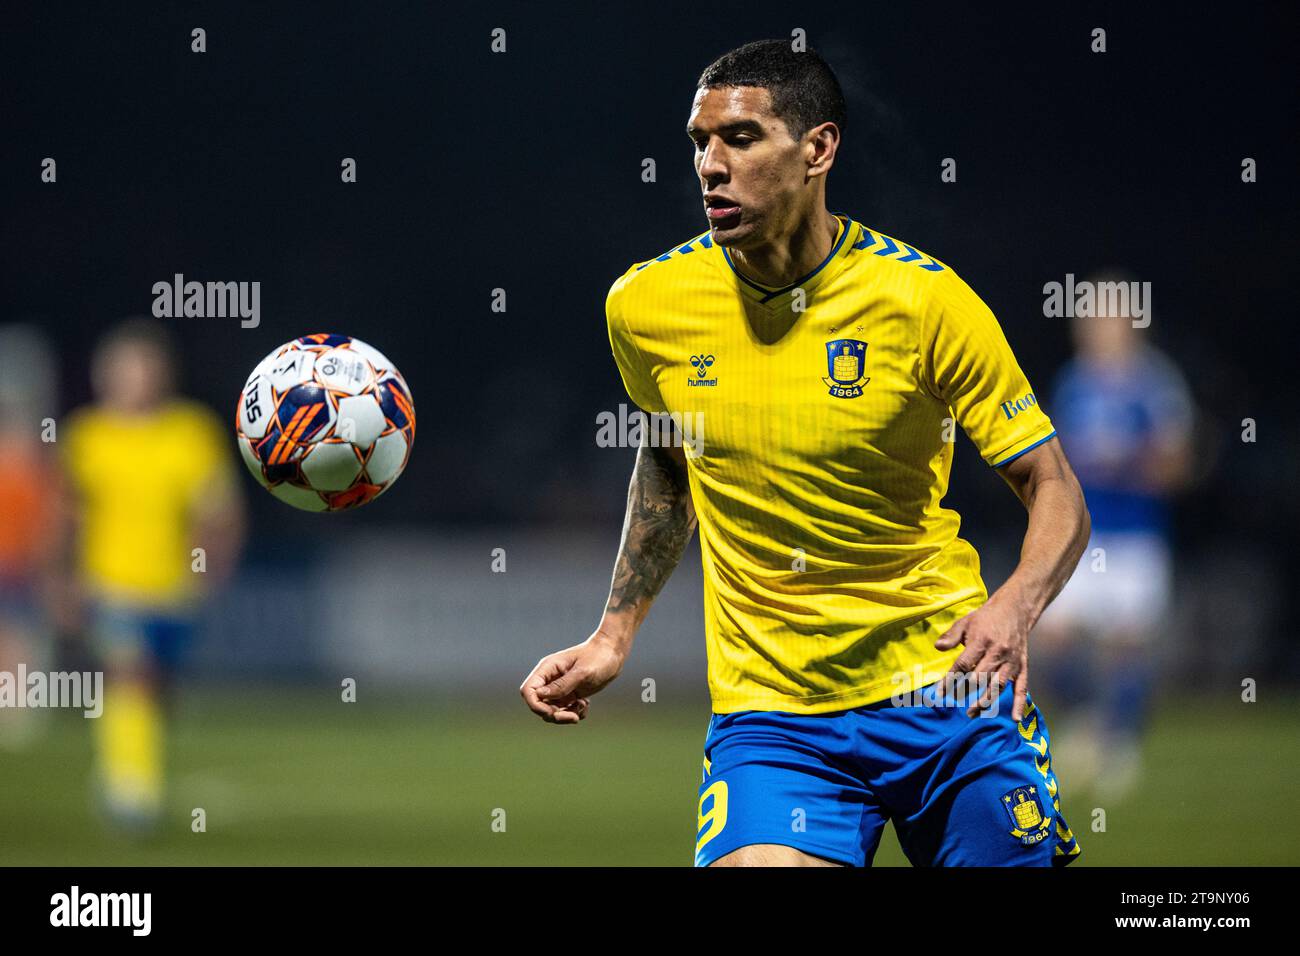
[187,410,247,592]
[922,271,1091,720]
[1139,357,1197,494]
[191,475,245,591]
[936,437,1090,719]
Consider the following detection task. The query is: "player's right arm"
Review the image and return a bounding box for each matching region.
[519,440,696,724]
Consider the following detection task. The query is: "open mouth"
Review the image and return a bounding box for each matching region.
[704,196,742,223]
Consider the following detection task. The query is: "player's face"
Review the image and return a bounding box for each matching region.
[688,86,810,250]
[93,341,170,412]
[1072,310,1136,363]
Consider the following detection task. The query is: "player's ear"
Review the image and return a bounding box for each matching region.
[805,121,839,179]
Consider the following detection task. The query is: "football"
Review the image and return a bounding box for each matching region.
[235,333,415,511]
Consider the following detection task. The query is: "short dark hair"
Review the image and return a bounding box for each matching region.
[697,39,846,139]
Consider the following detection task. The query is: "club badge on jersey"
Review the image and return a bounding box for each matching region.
[822,338,870,398]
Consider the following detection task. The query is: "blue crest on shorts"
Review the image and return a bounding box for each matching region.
[1001,785,1051,845]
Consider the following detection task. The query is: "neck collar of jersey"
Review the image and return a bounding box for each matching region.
[720,213,858,306]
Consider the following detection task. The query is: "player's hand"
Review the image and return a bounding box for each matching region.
[933,596,1032,721]
[519,630,628,725]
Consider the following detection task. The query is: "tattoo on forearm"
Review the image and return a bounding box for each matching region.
[606,444,696,617]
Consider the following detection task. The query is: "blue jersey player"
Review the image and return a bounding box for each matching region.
[1034,276,1194,802]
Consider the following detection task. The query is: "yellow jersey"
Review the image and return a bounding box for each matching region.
[61,398,236,608]
[606,214,1056,713]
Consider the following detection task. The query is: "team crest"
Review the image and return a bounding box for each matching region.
[822,339,869,398]
[1001,785,1051,845]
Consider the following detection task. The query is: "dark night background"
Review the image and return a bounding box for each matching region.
[3,2,1297,661]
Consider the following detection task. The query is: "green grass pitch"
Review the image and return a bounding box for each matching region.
[1,689,1295,865]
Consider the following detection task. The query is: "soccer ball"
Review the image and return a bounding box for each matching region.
[235,333,415,511]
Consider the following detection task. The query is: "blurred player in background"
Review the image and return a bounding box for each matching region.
[0,326,62,748]
[1033,274,1194,802]
[54,317,245,831]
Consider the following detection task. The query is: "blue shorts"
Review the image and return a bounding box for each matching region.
[91,603,196,675]
[0,578,40,630]
[694,680,1082,867]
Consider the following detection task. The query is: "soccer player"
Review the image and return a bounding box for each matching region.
[1032,279,1194,801]
[53,317,245,830]
[521,40,1090,866]
[0,325,61,748]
